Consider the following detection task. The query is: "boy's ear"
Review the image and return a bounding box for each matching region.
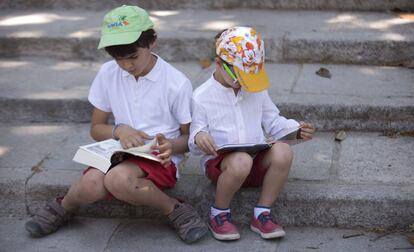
[149,39,156,50]
[214,56,221,65]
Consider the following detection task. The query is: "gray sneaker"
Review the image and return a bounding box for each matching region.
[25,198,73,237]
[167,202,208,244]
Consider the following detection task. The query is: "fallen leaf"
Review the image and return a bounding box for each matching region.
[399,13,414,20]
[335,131,347,141]
[199,58,212,69]
[402,60,414,69]
[306,246,320,249]
[407,234,414,246]
[316,67,331,79]
[369,227,386,233]
[381,130,400,138]
[31,163,43,173]
[401,131,414,137]
[343,232,364,239]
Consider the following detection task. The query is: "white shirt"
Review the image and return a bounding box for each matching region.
[189,75,299,173]
[88,55,193,178]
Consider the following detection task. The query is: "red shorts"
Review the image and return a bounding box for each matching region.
[83,157,177,199]
[205,149,268,187]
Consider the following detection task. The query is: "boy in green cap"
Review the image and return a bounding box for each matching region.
[25,5,207,244]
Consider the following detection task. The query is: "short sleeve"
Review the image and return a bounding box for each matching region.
[88,66,112,112]
[171,78,193,124]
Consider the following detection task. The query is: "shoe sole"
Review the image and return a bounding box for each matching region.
[25,222,46,238]
[208,224,240,241]
[183,226,209,244]
[250,225,286,239]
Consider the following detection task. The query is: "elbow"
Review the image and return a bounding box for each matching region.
[89,124,99,141]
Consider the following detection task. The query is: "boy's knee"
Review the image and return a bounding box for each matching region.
[104,169,151,194]
[79,172,106,197]
[270,142,293,168]
[224,152,253,178]
[104,169,131,194]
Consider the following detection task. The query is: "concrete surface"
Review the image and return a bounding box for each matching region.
[1,217,412,252]
[0,58,413,130]
[1,0,414,11]
[1,2,413,251]
[0,124,413,228]
[0,10,413,65]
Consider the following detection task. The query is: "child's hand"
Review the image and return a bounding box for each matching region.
[298,121,315,140]
[116,125,152,149]
[153,133,172,167]
[195,131,218,156]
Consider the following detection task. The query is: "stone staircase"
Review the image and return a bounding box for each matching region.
[0,0,413,232]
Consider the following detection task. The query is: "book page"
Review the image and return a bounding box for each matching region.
[80,139,122,160]
[126,138,157,155]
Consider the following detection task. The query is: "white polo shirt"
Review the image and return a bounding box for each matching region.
[88,55,192,177]
[189,75,299,173]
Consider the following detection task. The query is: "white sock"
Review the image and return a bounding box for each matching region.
[254,206,271,219]
[210,206,230,218]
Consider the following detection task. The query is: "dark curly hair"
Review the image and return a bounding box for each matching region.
[104,29,157,58]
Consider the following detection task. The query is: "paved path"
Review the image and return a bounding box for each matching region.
[1,217,412,252]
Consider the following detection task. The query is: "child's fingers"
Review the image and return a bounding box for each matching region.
[157,144,172,154]
[302,122,314,130]
[206,141,218,156]
[140,131,154,140]
[300,131,313,139]
[120,141,128,149]
[160,159,172,167]
[199,142,211,154]
[158,151,171,160]
[123,136,139,148]
[301,125,314,132]
[200,140,215,156]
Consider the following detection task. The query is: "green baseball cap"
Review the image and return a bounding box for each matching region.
[98,5,154,49]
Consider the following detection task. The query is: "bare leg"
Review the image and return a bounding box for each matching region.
[257,142,293,206]
[103,160,178,215]
[214,152,253,209]
[62,168,109,212]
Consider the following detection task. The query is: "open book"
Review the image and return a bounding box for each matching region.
[216,126,310,155]
[73,138,160,173]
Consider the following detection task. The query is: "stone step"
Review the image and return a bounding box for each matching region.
[2,217,412,251]
[1,123,413,229]
[1,0,414,11]
[1,9,413,65]
[1,57,413,131]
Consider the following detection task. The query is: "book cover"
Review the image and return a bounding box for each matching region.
[215,126,310,155]
[216,143,271,155]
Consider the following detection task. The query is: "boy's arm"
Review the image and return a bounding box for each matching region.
[90,107,113,141]
[169,123,190,154]
[262,93,315,140]
[188,99,214,155]
[151,123,189,168]
[261,92,300,140]
[90,107,152,149]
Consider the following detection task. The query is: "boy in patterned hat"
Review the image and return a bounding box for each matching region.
[189,27,315,240]
[25,5,207,243]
